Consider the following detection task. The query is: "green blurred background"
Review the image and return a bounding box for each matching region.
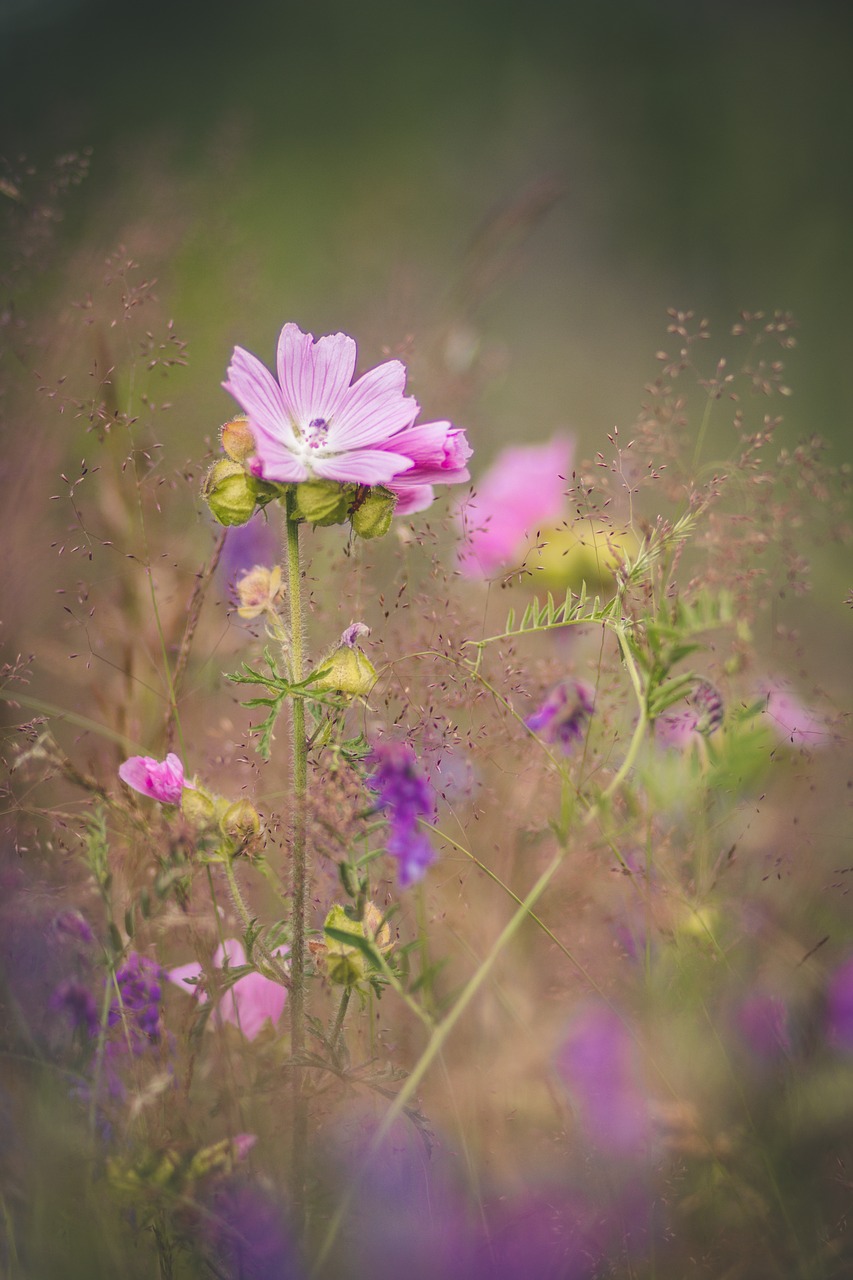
[3,0,853,460]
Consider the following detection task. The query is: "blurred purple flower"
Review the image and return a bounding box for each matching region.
[367,741,437,886]
[50,980,99,1038]
[759,680,831,748]
[458,436,573,577]
[220,514,277,596]
[167,938,287,1040]
[556,1004,652,1160]
[526,680,595,754]
[223,323,470,504]
[108,953,164,1054]
[826,955,853,1051]
[734,992,791,1061]
[52,909,95,945]
[203,1177,301,1280]
[118,752,190,805]
[469,1193,603,1280]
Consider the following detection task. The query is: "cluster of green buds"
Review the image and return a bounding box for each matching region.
[181,782,263,862]
[202,416,397,538]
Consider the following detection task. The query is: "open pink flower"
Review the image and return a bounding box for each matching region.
[223,323,471,502]
[167,939,287,1040]
[118,752,190,805]
[458,435,573,576]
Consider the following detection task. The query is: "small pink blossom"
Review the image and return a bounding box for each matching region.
[759,681,831,748]
[167,939,287,1040]
[118,752,190,805]
[458,435,573,576]
[223,323,471,504]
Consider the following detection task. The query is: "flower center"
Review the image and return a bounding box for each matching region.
[306,417,330,449]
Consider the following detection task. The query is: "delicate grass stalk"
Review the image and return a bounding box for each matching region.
[284,490,309,1223]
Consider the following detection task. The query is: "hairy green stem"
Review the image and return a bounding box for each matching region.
[329,986,351,1057]
[284,491,309,1223]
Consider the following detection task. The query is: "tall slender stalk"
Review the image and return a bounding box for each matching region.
[284,491,309,1223]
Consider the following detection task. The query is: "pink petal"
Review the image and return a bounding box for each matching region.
[311,449,415,485]
[276,324,357,426]
[166,960,208,1002]
[332,360,419,450]
[223,972,287,1040]
[213,939,248,968]
[248,445,309,484]
[223,347,297,448]
[386,483,436,515]
[118,752,186,804]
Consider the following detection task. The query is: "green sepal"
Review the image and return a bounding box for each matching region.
[351,486,397,539]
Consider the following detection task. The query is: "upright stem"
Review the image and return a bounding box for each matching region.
[284,492,309,1222]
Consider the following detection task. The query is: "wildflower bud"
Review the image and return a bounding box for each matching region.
[181,787,218,832]
[322,903,391,986]
[312,641,377,698]
[236,565,283,619]
[351,486,397,540]
[292,479,355,526]
[202,460,261,527]
[220,415,257,463]
[219,799,262,847]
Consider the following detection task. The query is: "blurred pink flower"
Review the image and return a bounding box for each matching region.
[223,323,471,503]
[759,681,831,748]
[167,939,287,1040]
[118,752,189,805]
[457,435,573,576]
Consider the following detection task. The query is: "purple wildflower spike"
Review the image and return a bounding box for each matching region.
[367,741,437,887]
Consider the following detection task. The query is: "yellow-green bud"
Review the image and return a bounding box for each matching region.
[202,460,260,526]
[219,799,262,846]
[181,787,218,832]
[322,902,392,986]
[220,415,257,464]
[292,479,355,526]
[313,646,377,698]
[351,486,397,539]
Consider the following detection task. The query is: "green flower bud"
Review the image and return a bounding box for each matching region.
[351,486,397,539]
[313,646,377,698]
[202,460,260,526]
[219,798,262,847]
[292,480,355,526]
[181,787,218,832]
[322,903,392,986]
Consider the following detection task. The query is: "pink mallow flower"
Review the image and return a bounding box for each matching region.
[118,752,190,805]
[223,323,471,504]
[167,939,287,1041]
[458,435,573,576]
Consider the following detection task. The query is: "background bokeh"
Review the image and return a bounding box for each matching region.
[4,0,853,441]
[2,0,852,666]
